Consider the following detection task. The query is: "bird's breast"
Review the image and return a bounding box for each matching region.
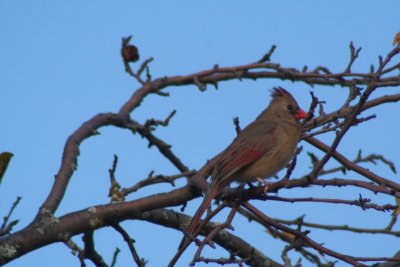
[234,124,300,183]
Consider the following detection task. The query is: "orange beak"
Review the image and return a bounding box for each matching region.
[295,108,308,120]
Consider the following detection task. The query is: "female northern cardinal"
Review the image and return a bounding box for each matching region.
[169,87,307,266]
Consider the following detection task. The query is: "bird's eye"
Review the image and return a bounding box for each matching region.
[286,105,293,111]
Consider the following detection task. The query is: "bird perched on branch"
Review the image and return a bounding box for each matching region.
[169,87,307,266]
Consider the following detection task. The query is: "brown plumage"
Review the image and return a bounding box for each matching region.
[169,87,307,266]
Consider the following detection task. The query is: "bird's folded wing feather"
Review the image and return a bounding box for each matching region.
[214,121,278,182]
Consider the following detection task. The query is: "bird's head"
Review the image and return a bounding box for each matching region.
[266,87,308,121]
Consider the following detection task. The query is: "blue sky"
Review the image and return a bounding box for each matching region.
[1,1,400,266]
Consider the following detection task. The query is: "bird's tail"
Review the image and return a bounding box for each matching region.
[168,182,221,267]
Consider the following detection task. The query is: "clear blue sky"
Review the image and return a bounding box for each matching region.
[1,1,399,266]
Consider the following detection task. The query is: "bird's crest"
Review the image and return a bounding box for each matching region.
[271,87,291,98]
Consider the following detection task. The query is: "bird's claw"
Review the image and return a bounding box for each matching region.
[256,177,269,194]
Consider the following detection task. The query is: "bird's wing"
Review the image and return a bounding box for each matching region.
[215,121,278,182]
[216,147,263,181]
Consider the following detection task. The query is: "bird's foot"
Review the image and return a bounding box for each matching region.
[256,177,269,194]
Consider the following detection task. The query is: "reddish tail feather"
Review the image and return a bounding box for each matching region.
[168,182,222,266]
[178,182,221,249]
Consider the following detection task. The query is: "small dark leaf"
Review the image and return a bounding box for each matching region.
[0,152,14,184]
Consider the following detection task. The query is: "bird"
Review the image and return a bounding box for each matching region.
[169,87,307,266]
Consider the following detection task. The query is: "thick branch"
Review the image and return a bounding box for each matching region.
[118,61,400,118]
[140,209,283,267]
[0,185,193,265]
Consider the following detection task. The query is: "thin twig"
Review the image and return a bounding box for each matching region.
[82,231,108,267]
[243,202,368,267]
[306,137,400,193]
[191,203,240,265]
[257,45,277,63]
[0,197,21,236]
[122,170,196,195]
[265,196,395,212]
[273,216,400,237]
[113,224,146,267]
[63,238,87,267]
[345,42,362,73]
[108,155,125,202]
[110,248,120,267]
